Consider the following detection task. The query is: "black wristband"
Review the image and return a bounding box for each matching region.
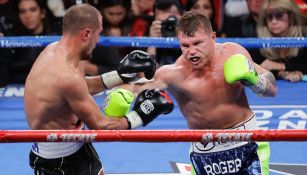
[124,117,132,129]
[100,75,108,89]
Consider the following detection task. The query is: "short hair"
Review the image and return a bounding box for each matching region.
[62,4,100,35]
[176,11,213,36]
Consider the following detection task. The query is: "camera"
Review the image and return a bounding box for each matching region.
[161,16,178,37]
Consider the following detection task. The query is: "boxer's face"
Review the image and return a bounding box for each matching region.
[81,15,103,60]
[178,27,216,69]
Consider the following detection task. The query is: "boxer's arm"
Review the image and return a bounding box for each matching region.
[85,76,106,95]
[101,50,156,89]
[84,50,156,95]
[79,60,105,95]
[63,77,129,130]
[251,62,276,96]
[119,65,170,97]
[65,79,173,130]
[224,53,276,97]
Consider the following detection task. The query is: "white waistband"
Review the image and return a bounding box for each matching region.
[229,113,258,130]
[191,114,258,153]
[32,123,85,159]
[32,142,83,159]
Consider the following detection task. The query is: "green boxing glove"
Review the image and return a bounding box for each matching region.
[224,54,268,94]
[102,88,134,117]
[224,54,259,85]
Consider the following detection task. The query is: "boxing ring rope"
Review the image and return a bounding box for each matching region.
[0,129,307,143]
[0,36,307,48]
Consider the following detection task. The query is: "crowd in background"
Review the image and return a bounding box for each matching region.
[0,0,307,87]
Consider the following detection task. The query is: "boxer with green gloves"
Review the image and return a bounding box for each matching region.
[121,12,277,175]
[103,88,174,129]
[224,53,274,95]
[125,89,174,129]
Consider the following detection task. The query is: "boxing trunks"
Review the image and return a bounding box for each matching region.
[29,123,104,175]
[190,114,270,175]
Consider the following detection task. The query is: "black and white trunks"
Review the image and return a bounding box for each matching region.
[30,143,103,175]
[29,123,103,175]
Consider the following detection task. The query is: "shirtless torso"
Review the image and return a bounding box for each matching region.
[24,42,93,130]
[144,43,254,129]
[167,44,252,129]
[144,11,276,175]
[25,4,170,175]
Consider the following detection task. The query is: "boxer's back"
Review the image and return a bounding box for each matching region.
[24,42,78,130]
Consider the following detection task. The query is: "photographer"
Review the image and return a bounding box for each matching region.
[147,0,184,66]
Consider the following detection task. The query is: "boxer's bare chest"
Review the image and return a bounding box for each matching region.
[173,55,227,101]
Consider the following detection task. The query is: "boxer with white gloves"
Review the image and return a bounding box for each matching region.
[25,4,162,175]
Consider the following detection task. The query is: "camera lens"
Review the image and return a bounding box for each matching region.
[161,16,178,37]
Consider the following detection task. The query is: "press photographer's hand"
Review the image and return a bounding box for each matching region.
[149,20,162,37]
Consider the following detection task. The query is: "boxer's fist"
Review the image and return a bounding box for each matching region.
[118,50,156,80]
[101,50,156,89]
[102,88,134,117]
[125,89,174,129]
[224,54,259,85]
